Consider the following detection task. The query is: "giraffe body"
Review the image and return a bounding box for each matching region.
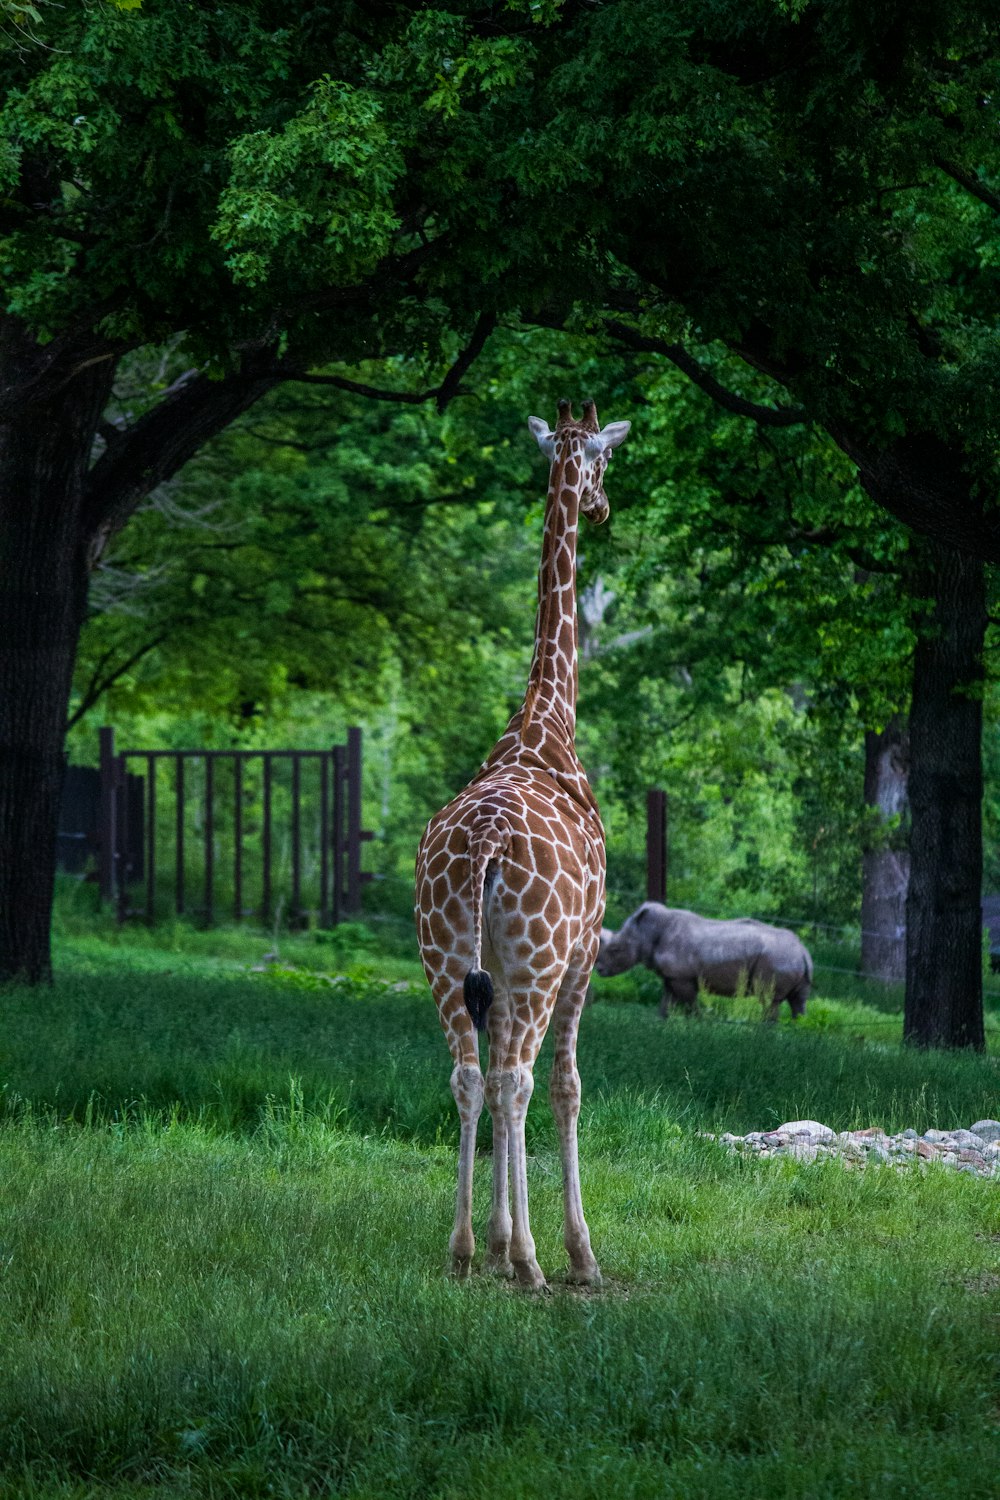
[415,400,630,1289]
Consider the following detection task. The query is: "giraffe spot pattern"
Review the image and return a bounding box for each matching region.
[414,414,623,1274]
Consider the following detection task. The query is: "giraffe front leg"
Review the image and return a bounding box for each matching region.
[500,1063,547,1291]
[449,1060,484,1278]
[550,976,602,1286]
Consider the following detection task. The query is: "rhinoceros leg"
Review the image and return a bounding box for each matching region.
[786,978,809,1019]
[659,978,698,1017]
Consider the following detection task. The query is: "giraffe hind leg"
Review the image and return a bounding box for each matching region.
[431,972,484,1277]
[483,991,514,1278]
[549,967,601,1286]
[449,1057,484,1277]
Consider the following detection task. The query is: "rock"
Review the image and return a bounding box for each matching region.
[970,1120,1000,1143]
[714,1123,998,1178]
[776,1120,836,1142]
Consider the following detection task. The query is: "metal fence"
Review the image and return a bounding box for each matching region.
[95,726,372,927]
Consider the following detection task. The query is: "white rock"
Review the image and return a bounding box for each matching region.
[950,1128,985,1149]
[923,1129,953,1143]
[776,1120,835,1142]
[970,1120,1000,1143]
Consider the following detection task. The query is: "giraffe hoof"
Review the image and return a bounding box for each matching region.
[484,1252,515,1279]
[449,1255,473,1280]
[512,1259,548,1292]
[567,1261,603,1288]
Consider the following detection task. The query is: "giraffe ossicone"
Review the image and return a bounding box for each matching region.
[415,399,631,1290]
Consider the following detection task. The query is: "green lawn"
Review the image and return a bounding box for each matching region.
[0,914,997,1497]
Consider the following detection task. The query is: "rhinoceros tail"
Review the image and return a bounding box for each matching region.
[463,816,512,1031]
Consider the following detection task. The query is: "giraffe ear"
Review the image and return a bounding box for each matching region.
[527,416,555,458]
[585,420,631,460]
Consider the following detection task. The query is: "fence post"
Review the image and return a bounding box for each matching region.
[319,751,331,928]
[116,753,131,924]
[345,727,363,916]
[646,789,668,904]
[331,744,345,926]
[98,727,117,905]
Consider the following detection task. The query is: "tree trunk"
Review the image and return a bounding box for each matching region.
[0,321,115,983]
[903,541,986,1050]
[860,718,909,982]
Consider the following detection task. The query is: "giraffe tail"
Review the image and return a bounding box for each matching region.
[463,816,511,1031]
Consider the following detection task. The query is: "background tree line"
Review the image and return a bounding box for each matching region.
[1,0,998,1049]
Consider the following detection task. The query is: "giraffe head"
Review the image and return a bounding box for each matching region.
[527,399,631,523]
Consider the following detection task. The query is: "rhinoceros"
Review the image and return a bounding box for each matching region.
[595,902,812,1020]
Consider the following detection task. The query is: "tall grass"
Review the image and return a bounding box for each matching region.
[0,918,997,1496]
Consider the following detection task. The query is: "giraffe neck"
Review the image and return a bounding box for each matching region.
[521,442,582,743]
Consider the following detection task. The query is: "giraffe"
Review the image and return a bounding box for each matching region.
[414,398,631,1291]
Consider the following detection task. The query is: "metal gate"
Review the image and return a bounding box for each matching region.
[97,726,372,926]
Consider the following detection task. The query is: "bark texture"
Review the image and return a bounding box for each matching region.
[904,542,986,1050]
[0,321,114,982]
[860,719,910,983]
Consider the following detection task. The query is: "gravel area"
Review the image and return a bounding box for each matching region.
[704,1118,1000,1179]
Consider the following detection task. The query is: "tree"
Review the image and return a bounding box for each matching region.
[4,0,998,1052]
[564,0,999,1048]
[570,349,918,933]
[0,1,510,981]
[376,0,998,1045]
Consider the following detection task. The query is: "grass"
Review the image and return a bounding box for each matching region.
[0,905,997,1496]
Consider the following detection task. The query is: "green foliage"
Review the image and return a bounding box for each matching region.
[214,78,402,289]
[7,0,996,965]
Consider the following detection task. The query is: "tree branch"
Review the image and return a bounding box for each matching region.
[66,631,168,730]
[602,319,808,427]
[271,311,497,411]
[436,311,496,412]
[272,371,438,402]
[933,157,1000,215]
[82,354,282,547]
